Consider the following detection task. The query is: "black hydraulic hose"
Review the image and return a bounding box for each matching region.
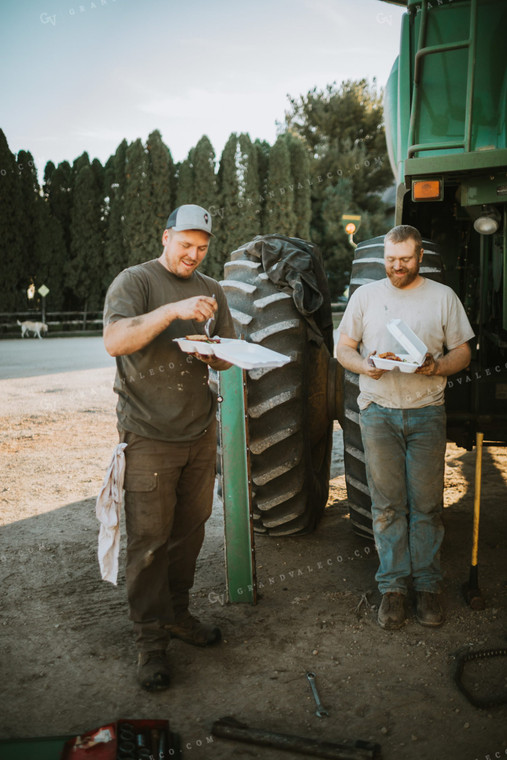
[454,647,507,708]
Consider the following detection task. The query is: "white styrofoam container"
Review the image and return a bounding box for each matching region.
[387,319,427,364]
[174,337,291,370]
[174,337,216,355]
[372,319,427,373]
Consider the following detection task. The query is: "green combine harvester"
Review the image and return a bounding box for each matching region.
[221,0,507,538]
[344,0,507,536]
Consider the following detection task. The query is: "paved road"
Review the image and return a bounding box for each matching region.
[0,337,115,379]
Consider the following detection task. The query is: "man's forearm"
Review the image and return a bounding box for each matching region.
[104,294,218,357]
[336,344,367,375]
[104,303,177,356]
[435,343,471,377]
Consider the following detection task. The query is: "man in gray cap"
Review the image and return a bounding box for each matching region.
[103,204,236,691]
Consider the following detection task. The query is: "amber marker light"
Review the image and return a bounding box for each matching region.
[412,179,442,201]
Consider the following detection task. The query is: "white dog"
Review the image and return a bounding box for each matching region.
[17,320,48,339]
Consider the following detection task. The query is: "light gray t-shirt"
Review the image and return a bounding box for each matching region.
[339,277,474,410]
[103,259,236,442]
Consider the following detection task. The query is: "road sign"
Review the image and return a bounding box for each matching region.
[341,214,362,234]
[38,285,50,298]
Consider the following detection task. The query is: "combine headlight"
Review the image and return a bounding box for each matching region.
[473,206,501,235]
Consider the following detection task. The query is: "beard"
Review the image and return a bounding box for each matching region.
[387,268,420,289]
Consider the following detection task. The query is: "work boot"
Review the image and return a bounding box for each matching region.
[378,592,406,630]
[416,591,444,627]
[166,611,221,647]
[137,650,171,692]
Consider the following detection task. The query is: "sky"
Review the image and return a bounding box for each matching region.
[0,0,406,178]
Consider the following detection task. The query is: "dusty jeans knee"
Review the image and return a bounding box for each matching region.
[122,423,216,652]
[359,403,446,594]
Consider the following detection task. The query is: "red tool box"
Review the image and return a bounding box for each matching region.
[60,719,179,759]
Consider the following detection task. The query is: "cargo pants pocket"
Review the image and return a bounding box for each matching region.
[124,471,168,537]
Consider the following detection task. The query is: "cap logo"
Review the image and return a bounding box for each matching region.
[204,213,209,224]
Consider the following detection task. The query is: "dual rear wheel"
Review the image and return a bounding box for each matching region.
[220,237,337,536]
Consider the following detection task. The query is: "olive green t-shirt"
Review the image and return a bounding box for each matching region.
[103,259,236,442]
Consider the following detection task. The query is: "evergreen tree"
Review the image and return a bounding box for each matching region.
[72,151,91,178]
[191,136,218,275]
[254,139,270,233]
[39,160,70,310]
[265,134,297,236]
[66,162,105,310]
[215,133,240,277]
[147,130,175,258]
[44,161,56,185]
[237,133,261,244]
[0,130,25,310]
[214,133,265,274]
[175,156,194,207]
[90,157,105,189]
[123,139,153,266]
[319,176,355,296]
[192,136,217,211]
[16,150,40,287]
[286,134,312,240]
[33,195,67,310]
[103,140,128,286]
[45,160,73,255]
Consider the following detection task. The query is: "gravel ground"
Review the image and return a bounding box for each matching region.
[0,339,506,759]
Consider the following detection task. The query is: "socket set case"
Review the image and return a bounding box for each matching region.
[60,719,179,760]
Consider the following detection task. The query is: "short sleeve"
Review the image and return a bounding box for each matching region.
[103,270,148,326]
[337,289,365,344]
[443,291,475,350]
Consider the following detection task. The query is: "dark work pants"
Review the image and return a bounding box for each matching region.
[121,423,216,652]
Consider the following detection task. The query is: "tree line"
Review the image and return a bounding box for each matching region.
[0,79,394,313]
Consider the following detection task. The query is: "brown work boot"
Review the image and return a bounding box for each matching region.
[416,591,444,627]
[378,592,406,630]
[166,612,221,647]
[137,650,171,692]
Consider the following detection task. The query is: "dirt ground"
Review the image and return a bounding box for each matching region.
[0,361,506,760]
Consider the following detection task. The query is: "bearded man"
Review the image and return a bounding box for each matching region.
[336,225,474,630]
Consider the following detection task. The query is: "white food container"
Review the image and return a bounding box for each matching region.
[174,337,291,370]
[372,319,428,374]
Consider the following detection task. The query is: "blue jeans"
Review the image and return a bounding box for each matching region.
[359,403,446,594]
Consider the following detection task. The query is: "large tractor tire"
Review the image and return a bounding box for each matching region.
[342,235,445,539]
[220,237,338,536]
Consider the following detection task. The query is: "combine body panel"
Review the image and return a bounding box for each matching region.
[383,0,507,448]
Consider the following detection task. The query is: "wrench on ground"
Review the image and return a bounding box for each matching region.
[306,671,329,718]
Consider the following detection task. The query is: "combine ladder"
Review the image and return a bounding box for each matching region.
[407,0,478,157]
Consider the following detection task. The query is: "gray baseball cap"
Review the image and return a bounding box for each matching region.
[165,204,213,236]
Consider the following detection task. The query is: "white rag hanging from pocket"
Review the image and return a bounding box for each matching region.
[95,442,127,585]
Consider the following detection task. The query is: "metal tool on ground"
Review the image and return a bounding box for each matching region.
[306,671,329,718]
[204,293,216,338]
[211,716,381,760]
[463,431,486,610]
